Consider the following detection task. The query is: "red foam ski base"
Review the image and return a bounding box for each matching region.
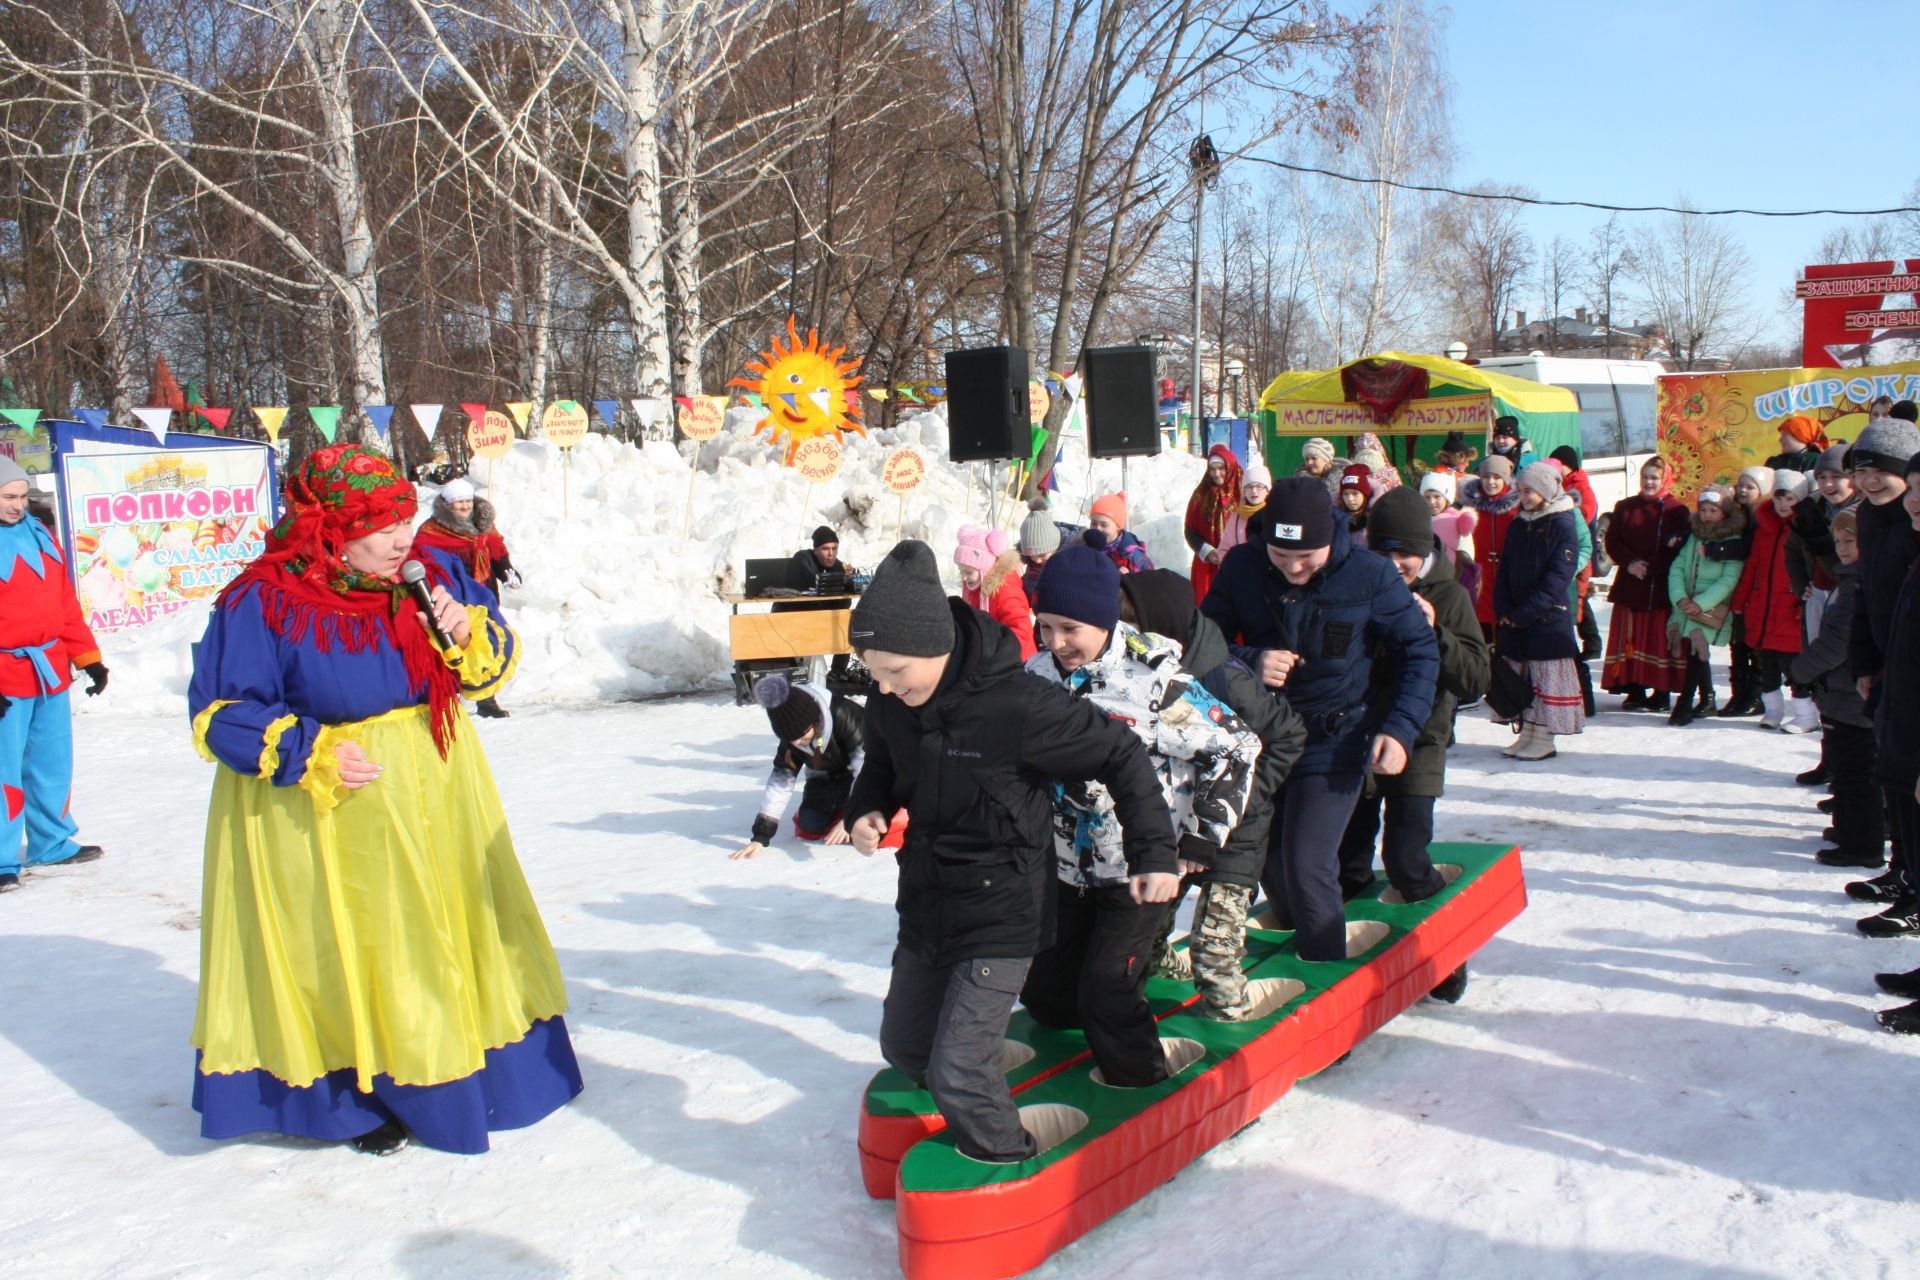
[892,846,1526,1280]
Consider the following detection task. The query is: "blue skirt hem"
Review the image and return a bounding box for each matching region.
[192,1015,583,1154]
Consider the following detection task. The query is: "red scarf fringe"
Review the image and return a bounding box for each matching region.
[219,561,463,758]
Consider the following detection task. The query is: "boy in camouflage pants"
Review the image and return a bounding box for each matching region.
[1117,571,1304,1019]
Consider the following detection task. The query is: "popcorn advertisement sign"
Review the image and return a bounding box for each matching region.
[59,444,275,633]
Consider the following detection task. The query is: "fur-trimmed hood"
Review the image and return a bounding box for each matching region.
[1691,500,1749,542]
[428,494,496,537]
[1460,475,1522,517]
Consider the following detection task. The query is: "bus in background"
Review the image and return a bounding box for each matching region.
[1473,356,1663,512]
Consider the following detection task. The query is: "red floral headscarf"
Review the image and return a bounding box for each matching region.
[261,443,419,584]
[224,443,463,756]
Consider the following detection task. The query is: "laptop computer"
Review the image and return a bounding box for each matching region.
[744,558,804,598]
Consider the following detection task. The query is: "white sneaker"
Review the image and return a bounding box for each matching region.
[1511,729,1559,760]
[1780,695,1820,734]
[1759,688,1786,729]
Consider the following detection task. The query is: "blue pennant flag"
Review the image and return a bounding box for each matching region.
[592,399,620,429]
[75,408,109,430]
[364,405,394,443]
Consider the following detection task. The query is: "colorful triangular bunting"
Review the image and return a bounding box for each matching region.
[308,405,341,443]
[132,407,171,443]
[365,405,394,445]
[592,399,620,429]
[254,406,289,443]
[506,401,532,429]
[75,408,109,430]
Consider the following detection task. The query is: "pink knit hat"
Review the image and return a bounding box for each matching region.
[953,524,1011,575]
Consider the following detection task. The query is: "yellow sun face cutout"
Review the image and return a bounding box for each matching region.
[728,317,865,464]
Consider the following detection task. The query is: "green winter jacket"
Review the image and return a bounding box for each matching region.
[1667,505,1749,649]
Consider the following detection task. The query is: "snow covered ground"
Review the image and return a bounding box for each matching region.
[7,677,1917,1279]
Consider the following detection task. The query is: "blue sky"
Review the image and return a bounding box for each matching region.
[1443,1,1915,349]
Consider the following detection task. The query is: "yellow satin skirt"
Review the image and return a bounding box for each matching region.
[192,705,568,1092]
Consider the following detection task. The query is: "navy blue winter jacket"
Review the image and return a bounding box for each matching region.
[1492,498,1582,662]
[1200,520,1438,777]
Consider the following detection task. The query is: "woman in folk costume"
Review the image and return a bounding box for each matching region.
[412,476,519,718]
[187,445,580,1156]
[0,457,108,894]
[1184,444,1242,602]
[1602,456,1692,711]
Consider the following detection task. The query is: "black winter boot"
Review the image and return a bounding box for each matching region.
[1876,1001,1920,1035]
[1847,866,1909,903]
[1858,895,1920,938]
[475,697,510,719]
[1668,664,1698,726]
[1428,965,1469,1004]
[1873,966,1920,999]
[1718,644,1761,717]
[1816,846,1887,868]
[1645,691,1671,712]
[350,1121,409,1156]
[1620,685,1650,711]
[1817,795,1836,814]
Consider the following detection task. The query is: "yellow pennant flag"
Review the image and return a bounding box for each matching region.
[506,401,533,430]
[254,406,289,443]
[867,388,888,401]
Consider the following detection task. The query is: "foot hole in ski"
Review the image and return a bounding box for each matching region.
[1089,1037,1205,1087]
[1248,909,1289,932]
[1345,919,1390,957]
[997,1040,1036,1073]
[1243,977,1307,1019]
[1378,864,1464,906]
[1018,1103,1088,1154]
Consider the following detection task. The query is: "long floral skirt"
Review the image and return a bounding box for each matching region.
[1511,657,1586,736]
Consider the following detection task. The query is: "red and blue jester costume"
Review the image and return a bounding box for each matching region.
[0,485,108,887]
[186,445,581,1154]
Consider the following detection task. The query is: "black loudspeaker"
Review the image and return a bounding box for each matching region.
[1081,345,1160,458]
[944,346,1027,462]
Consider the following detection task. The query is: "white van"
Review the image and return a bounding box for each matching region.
[1473,355,1663,512]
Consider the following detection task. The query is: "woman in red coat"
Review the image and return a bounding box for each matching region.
[1461,454,1522,644]
[1732,472,1812,730]
[1602,457,1691,710]
[1183,445,1242,603]
[954,524,1037,660]
[412,477,518,717]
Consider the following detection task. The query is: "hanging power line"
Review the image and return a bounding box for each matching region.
[1241,155,1920,218]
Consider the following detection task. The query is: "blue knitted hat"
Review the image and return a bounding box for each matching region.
[1032,531,1121,631]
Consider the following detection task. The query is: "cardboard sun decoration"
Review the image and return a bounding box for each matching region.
[859,842,1527,1280]
[728,317,866,463]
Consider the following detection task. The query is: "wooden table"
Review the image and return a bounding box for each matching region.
[722,593,857,662]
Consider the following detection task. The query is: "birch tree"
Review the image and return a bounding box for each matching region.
[1630,204,1755,370]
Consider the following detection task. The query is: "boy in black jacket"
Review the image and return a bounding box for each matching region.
[846,540,1179,1162]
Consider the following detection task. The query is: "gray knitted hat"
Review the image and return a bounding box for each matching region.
[1772,470,1810,501]
[849,539,954,657]
[1017,503,1061,557]
[1814,440,1852,474]
[1851,417,1920,474]
[1516,460,1563,503]
[0,456,25,488]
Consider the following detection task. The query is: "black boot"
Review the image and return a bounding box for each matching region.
[475,697,510,719]
[1576,660,1596,717]
[0,872,18,893]
[1429,965,1469,1004]
[1874,966,1920,999]
[1718,645,1760,717]
[1668,664,1698,726]
[1847,866,1909,903]
[1796,765,1832,786]
[1876,1001,1920,1034]
[350,1121,409,1156]
[1817,795,1836,814]
[1858,895,1920,938]
[1620,685,1650,711]
[1645,690,1671,712]
[1817,845,1887,868]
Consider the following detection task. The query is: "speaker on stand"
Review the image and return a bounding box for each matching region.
[944,346,1029,527]
[1080,344,1160,509]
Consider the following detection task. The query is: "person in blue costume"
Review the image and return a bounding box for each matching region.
[187,444,581,1156]
[0,456,109,893]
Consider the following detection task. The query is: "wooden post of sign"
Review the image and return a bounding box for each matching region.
[683,444,699,538]
[897,492,907,541]
[561,447,570,519]
[967,463,977,522]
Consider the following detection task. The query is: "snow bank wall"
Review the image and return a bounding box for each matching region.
[81,407,1212,717]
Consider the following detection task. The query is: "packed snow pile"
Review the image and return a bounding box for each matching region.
[77,408,1210,717]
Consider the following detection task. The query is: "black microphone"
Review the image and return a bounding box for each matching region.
[400,559,463,667]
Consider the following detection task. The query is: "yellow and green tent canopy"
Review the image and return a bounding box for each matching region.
[1256,351,1580,479]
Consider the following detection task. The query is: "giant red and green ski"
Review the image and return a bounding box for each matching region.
[857,841,1527,1280]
